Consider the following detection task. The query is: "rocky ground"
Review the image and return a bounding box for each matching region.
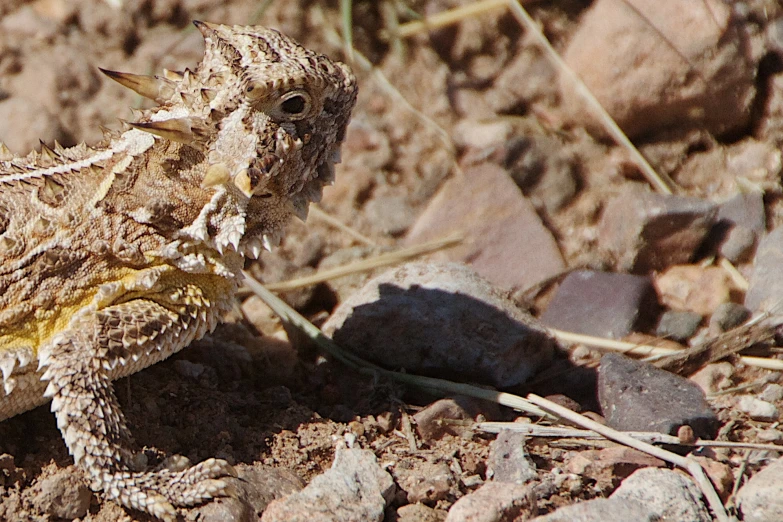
[2,0,783,521]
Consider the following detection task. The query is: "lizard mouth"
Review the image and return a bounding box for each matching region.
[238,142,343,260]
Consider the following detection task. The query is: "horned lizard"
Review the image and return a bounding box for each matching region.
[0,21,356,520]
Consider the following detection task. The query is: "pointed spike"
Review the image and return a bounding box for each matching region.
[193,20,218,37]
[200,88,216,103]
[0,142,12,161]
[39,140,56,161]
[99,68,175,103]
[53,140,65,154]
[162,68,184,81]
[129,118,200,145]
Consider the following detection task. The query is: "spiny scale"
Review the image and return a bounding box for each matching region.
[0,21,357,520]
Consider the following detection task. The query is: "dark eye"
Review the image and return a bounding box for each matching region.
[281,95,306,115]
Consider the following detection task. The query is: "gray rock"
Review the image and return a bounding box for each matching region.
[445,482,535,522]
[599,185,717,273]
[533,468,710,522]
[196,497,255,522]
[32,468,92,520]
[709,302,751,333]
[364,194,416,236]
[656,310,702,342]
[598,353,719,439]
[719,225,757,263]
[541,270,659,339]
[611,468,710,521]
[746,228,783,311]
[736,396,780,422]
[236,464,304,515]
[760,383,783,403]
[396,460,456,505]
[404,164,566,291]
[737,457,783,522]
[717,192,766,235]
[261,447,394,522]
[487,430,537,485]
[323,263,556,388]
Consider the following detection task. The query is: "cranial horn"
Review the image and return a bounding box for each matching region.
[99,68,176,103]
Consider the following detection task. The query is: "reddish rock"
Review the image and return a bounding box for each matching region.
[655,265,737,317]
[405,164,565,291]
[560,0,755,139]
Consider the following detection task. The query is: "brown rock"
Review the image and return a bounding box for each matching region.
[405,164,565,291]
[560,0,755,139]
[655,265,737,317]
[600,186,716,273]
[444,482,535,522]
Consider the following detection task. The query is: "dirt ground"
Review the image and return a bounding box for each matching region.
[1,0,783,521]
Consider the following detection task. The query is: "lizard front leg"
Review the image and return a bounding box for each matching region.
[40,297,236,521]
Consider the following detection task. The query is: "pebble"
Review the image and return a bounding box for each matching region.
[566,447,665,481]
[746,228,783,312]
[322,263,556,388]
[404,164,566,291]
[689,362,734,395]
[413,398,486,441]
[559,0,754,139]
[445,482,535,522]
[656,310,702,342]
[364,193,416,236]
[719,226,757,263]
[541,270,659,339]
[655,265,735,317]
[31,467,92,520]
[598,353,719,439]
[709,302,751,333]
[717,192,767,235]
[736,396,780,422]
[487,430,537,485]
[599,186,717,273]
[737,457,783,521]
[760,383,783,403]
[396,460,455,505]
[261,447,394,522]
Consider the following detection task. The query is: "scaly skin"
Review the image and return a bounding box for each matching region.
[0,21,357,520]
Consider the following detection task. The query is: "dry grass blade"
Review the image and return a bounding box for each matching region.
[242,270,554,420]
[393,0,509,38]
[506,0,676,195]
[264,233,463,292]
[476,422,783,452]
[549,327,783,371]
[526,394,733,522]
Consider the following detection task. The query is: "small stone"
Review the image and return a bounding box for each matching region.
[445,482,535,522]
[566,447,665,486]
[709,302,751,333]
[655,265,735,317]
[452,118,513,149]
[737,457,783,521]
[736,396,780,422]
[261,447,394,522]
[760,384,783,403]
[32,467,92,520]
[174,359,206,379]
[717,192,766,235]
[599,186,717,273]
[541,270,659,339]
[487,430,537,485]
[656,310,702,342]
[746,228,783,312]
[196,497,254,522]
[756,429,783,444]
[405,164,566,291]
[413,398,480,441]
[323,263,556,388]
[598,353,719,439]
[396,460,455,505]
[690,362,734,394]
[531,498,650,522]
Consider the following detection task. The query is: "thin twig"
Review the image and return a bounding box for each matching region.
[393,0,509,38]
[265,234,462,292]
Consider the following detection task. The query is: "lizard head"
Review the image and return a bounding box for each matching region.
[101,21,357,257]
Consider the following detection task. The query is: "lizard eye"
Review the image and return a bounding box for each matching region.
[276,90,311,120]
